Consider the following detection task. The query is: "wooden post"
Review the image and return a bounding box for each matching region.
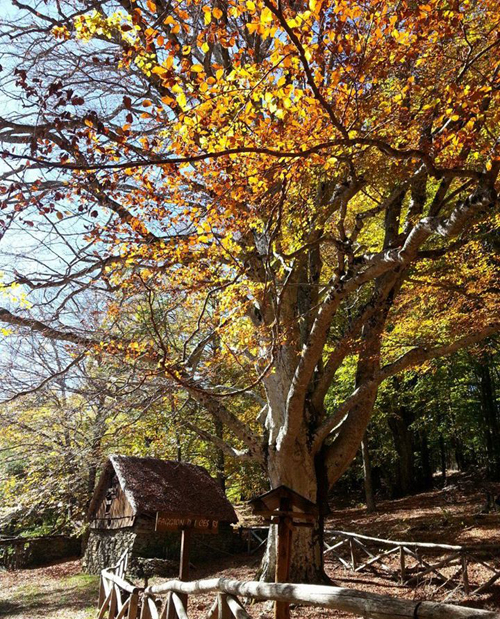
[99,576,106,609]
[349,538,358,570]
[128,591,139,619]
[177,528,192,614]
[139,598,151,619]
[462,554,470,595]
[179,528,191,581]
[400,546,406,584]
[109,586,117,619]
[217,593,231,619]
[165,592,176,619]
[275,498,292,619]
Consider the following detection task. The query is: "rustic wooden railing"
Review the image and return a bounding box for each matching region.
[324,529,500,600]
[98,551,144,619]
[242,526,268,554]
[141,577,500,619]
[0,537,32,570]
[97,554,500,619]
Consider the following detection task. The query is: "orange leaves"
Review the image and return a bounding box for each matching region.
[47,0,500,292]
[164,14,181,33]
[309,0,323,12]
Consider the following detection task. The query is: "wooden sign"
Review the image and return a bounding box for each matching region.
[249,485,319,520]
[155,513,219,534]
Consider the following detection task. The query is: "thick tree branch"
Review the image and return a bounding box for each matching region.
[0,308,98,347]
[2,138,485,179]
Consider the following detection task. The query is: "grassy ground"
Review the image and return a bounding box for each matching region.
[0,560,98,618]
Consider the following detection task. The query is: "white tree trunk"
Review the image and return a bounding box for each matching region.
[259,419,327,583]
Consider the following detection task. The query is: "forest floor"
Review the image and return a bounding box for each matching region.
[1,471,499,618]
[0,560,97,618]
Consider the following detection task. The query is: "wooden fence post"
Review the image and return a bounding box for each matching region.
[140,596,153,619]
[217,593,231,619]
[165,591,177,619]
[108,586,117,619]
[99,576,106,609]
[462,554,470,595]
[128,591,140,619]
[400,547,406,584]
[349,538,358,570]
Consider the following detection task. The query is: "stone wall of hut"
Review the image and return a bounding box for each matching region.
[83,520,246,575]
[82,528,136,574]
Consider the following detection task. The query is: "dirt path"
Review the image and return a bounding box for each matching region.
[0,560,98,618]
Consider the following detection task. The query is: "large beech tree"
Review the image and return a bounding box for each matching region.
[0,0,499,581]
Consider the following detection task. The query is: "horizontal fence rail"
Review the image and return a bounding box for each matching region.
[97,537,500,619]
[143,577,500,619]
[325,529,500,553]
[244,526,500,599]
[96,563,500,619]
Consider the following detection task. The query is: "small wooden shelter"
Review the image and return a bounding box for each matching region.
[83,455,237,575]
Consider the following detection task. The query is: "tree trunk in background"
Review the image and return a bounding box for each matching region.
[454,441,466,471]
[259,421,328,584]
[439,434,447,486]
[388,409,415,496]
[214,418,226,492]
[418,430,434,490]
[175,431,182,461]
[361,436,376,512]
[478,356,500,480]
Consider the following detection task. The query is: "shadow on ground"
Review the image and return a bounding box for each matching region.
[0,571,98,618]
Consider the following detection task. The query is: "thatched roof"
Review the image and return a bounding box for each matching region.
[89,455,237,523]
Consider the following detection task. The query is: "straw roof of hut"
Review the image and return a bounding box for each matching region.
[88,455,238,523]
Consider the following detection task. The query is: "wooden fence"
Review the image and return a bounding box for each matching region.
[244,526,500,599]
[324,529,500,600]
[96,553,500,619]
[243,527,268,554]
[97,551,143,619]
[0,537,32,570]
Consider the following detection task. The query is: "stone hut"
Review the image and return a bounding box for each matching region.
[83,455,238,574]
